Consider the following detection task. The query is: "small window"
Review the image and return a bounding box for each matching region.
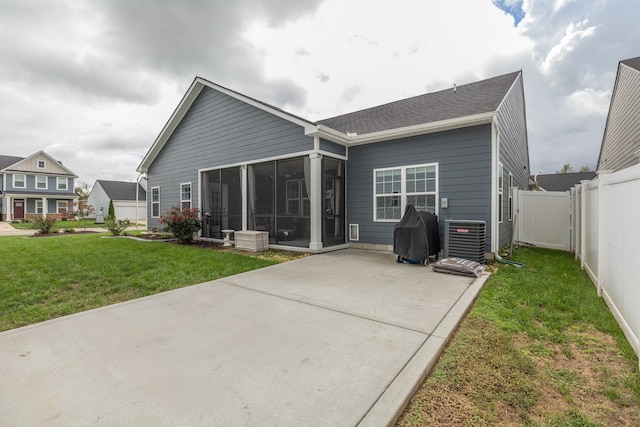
[151,187,160,218]
[13,174,26,188]
[37,160,46,169]
[35,200,43,214]
[36,176,48,190]
[498,163,504,223]
[180,183,191,210]
[57,177,68,191]
[57,201,68,214]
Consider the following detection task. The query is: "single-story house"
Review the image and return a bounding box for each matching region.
[532,172,597,192]
[0,150,78,221]
[598,56,640,172]
[87,180,147,222]
[137,71,530,255]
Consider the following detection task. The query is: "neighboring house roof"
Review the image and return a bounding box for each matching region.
[622,56,640,71]
[597,56,640,172]
[0,150,77,177]
[95,180,146,201]
[317,71,520,135]
[138,71,522,172]
[533,172,596,192]
[0,155,25,170]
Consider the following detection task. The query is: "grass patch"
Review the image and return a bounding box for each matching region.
[397,246,640,426]
[0,234,298,331]
[9,219,143,230]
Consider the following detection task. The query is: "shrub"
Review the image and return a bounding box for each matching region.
[32,216,57,234]
[105,218,131,236]
[108,199,115,220]
[159,206,201,243]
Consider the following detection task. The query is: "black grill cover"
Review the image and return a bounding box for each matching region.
[394,205,440,261]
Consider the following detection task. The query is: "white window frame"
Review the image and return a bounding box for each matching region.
[56,177,68,191]
[180,182,192,210]
[35,200,43,214]
[498,163,504,224]
[349,224,359,241]
[373,162,438,222]
[56,201,68,214]
[36,175,48,190]
[508,172,514,222]
[13,174,26,188]
[151,186,160,218]
[37,160,46,169]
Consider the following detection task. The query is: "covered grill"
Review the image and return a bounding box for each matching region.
[393,204,441,265]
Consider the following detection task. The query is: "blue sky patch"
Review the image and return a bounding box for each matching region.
[492,0,526,26]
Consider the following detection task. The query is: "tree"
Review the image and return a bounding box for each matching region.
[579,166,591,172]
[75,181,91,200]
[108,199,115,220]
[556,164,574,174]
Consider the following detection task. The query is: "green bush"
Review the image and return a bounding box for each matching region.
[32,216,57,234]
[105,218,131,236]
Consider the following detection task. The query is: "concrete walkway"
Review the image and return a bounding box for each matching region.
[0,249,489,426]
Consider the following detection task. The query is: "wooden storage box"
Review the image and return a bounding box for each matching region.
[235,230,269,252]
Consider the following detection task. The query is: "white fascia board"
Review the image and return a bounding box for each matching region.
[138,80,205,173]
[312,112,496,147]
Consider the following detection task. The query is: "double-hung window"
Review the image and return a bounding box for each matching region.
[374,163,438,221]
[36,176,48,190]
[180,183,191,210]
[508,172,514,221]
[35,200,43,214]
[13,174,26,188]
[57,177,68,191]
[151,187,160,218]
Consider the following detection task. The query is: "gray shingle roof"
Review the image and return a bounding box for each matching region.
[534,172,596,192]
[97,180,146,201]
[317,71,520,135]
[622,56,640,72]
[0,155,25,170]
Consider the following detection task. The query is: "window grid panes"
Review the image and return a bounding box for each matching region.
[151,187,160,218]
[57,177,67,190]
[180,183,191,210]
[374,163,438,221]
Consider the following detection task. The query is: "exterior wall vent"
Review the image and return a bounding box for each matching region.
[444,220,486,263]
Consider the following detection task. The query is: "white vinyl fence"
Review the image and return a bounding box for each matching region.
[514,190,571,251]
[571,165,640,364]
[515,164,640,364]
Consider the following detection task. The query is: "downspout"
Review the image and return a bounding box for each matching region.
[491,115,500,255]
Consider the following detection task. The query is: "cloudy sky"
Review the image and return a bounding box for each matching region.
[1,0,638,187]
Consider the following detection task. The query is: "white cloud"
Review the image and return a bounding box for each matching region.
[564,88,611,117]
[540,19,597,75]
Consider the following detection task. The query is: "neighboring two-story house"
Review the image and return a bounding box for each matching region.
[138,71,530,256]
[0,151,78,221]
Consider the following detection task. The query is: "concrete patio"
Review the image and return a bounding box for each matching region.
[0,249,488,426]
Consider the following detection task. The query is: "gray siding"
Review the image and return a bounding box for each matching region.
[347,125,493,250]
[147,86,314,228]
[319,138,347,156]
[598,64,640,172]
[497,73,530,248]
[4,173,75,196]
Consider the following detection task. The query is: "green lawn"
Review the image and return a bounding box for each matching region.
[397,247,640,426]
[0,233,286,331]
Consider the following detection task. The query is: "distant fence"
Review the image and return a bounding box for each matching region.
[514,164,640,365]
[571,165,640,364]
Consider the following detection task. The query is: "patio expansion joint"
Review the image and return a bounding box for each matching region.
[218,279,431,337]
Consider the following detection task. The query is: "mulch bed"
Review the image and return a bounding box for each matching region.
[29,231,99,237]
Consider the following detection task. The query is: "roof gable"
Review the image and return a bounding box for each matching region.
[96,180,146,201]
[0,150,77,177]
